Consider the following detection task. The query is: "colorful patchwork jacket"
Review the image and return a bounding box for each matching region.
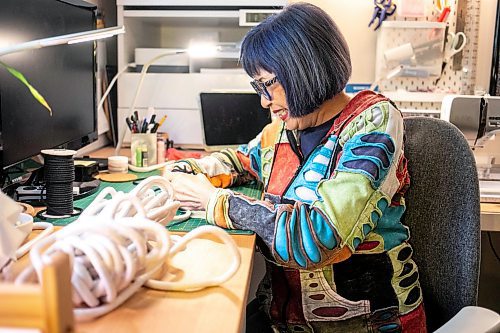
[170,91,426,332]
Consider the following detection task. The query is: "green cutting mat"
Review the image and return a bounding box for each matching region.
[35,170,262,235]
[166,183,263,234]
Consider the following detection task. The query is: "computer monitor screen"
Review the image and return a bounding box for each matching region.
[200,92,272,150]
[0,0,97,170]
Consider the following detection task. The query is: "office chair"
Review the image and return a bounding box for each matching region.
[402,116,499,332]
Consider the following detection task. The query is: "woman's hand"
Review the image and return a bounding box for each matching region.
[163,171,217,210]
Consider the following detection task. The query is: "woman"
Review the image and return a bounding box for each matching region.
[164,3,426,332]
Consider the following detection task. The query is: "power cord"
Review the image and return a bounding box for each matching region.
[487,231,500,263]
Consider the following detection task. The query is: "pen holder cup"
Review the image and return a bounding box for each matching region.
[131,133,157,167]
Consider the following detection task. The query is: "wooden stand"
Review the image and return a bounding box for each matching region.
[0,252,74,333]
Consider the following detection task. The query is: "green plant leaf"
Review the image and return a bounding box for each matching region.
[0,61,52,116]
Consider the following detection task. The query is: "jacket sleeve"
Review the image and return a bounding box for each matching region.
[165,123,276,187]
[206,102,409,269]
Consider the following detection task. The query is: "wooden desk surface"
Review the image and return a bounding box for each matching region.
[77,233,256,333]
[480,203,500,232]
[4,229,255,333]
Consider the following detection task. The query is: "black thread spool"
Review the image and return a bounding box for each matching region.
[42,149,76,217]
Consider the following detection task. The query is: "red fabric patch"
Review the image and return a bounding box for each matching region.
[270,268,306,325]
[236,151,259,179]
[393,154,411,205]
[401,303,427,333]
[267,143,300,196]
[330,90,390,135]
[311,306,349,317]
[166,148,202,160]
[309,294,326,300]
[356,240,380,251]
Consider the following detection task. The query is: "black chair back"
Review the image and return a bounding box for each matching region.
[402,117,481,331]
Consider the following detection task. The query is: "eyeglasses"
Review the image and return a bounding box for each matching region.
[250,77,278,100]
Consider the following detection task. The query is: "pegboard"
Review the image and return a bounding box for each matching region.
[377,0,482,114]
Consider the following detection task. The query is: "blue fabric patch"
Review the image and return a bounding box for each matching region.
[237,144,249,155]
[378,323,400,332]
[283,135,337,203]
[371,211,381,227]
[376,205,409,250]
[336,132,395,188]
[289,209,307,267]
[299,205,321,263]
[249,143,263,179]
[274,212,289,262]
[362,223,372,236]
[353,237,362,249]
[377,198,389,211]
[360,132,395,153]
[352,146,390,167]
[310,209,337,250]
[343,159,380,179]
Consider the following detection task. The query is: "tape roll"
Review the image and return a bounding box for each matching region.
[108,156,129,174]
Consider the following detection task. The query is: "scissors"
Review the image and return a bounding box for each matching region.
[435,32,467,84]
[444,32,467,61]
[369,0,397,31]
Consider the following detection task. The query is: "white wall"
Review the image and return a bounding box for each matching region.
[289,0,377,84]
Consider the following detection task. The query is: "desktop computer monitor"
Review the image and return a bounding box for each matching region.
[200,92,272,151]
[0,0,97,184]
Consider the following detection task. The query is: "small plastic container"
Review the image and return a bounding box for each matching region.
[130,133,157,167]
[375,21,446,80]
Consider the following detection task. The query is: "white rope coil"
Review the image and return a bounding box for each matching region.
[16,180,241,321]
[82,176,190,225]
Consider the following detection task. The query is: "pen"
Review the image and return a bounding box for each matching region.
[151,123,159,133]
[149,114,156,126]
[157,115,167,127]
[141,118,148,133]
[125,117,133,131]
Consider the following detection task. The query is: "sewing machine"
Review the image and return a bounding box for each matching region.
[441,95,500,199]
[441,95,500,147]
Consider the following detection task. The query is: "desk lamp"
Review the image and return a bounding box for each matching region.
[0,26,125,114]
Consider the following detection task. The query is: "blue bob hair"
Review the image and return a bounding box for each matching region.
[240,2,352,118]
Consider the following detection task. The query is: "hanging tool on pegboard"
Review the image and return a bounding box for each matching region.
[453,0,467,70]
[368,0,397,31]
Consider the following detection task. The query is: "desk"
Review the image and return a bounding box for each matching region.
[480,180,500,232]
[480,203,500,232]
[77,233,255,333]
[3,145,257,332]
[3,230,255,333]
[77,147,256,331]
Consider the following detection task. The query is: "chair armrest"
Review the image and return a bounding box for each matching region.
[435,306,500,333]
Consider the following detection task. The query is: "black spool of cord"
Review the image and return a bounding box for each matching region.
[42,149,76,216]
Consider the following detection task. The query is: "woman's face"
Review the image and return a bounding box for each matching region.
[254,69,309,131]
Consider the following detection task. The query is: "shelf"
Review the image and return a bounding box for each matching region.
[382,91,448,103]
[118,0,285,6]
[400,108,441,114]
[124,10,240,18]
